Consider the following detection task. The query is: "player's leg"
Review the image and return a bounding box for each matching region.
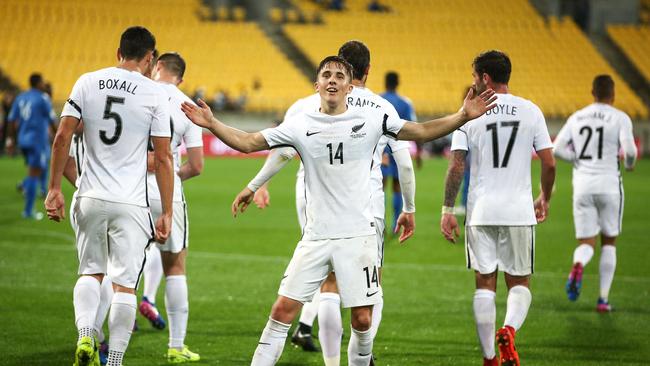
[253,238,330,365]
[140,198,166,329]
[370,217,386,342]
[291,291,320,352]
[466,226,498,365]
[318,273,342,366]
[95,276,113,365]
[567,194,599,301]
[105,202,155,366]
[388,156,401,232]
[596,192,623,312]
[348,305,374,366]
[21,148,43,218]
[39,147,50,197]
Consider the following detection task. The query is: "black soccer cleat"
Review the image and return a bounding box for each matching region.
[290,323,319,352]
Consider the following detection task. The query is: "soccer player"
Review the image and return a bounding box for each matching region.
[440,50,556,366]
[7,72,57,219]
[554,74,637,312]
[182,55,496,366]
[244,40,416,365]
[44,26,174,366]
[380,71,418,232]
[141,52,204,362]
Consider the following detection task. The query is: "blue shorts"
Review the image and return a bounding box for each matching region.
[381,153,399,179]
[22,147,48,170]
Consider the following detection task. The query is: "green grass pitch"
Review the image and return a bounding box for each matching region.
[0,156,648,365]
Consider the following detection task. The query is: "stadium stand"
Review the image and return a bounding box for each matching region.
[284,0,648,119]
[0,0,313,113]
[608,25,650,86]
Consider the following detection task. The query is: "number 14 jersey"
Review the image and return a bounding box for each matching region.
[451,93,553,226]
[61,67,171,207]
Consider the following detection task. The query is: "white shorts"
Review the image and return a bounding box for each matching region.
[70,190,79,233]
[465,226,535,276]
[573,193,623,238]
[279,235,382,308]
[73,197,154,288]
[149,199,188,253]
[375,218,385,267]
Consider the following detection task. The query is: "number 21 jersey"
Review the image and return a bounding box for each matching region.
[61,67,171,207]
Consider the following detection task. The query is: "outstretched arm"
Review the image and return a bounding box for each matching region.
[440,150,466,243]
[397,88,497,143]
[181,99,269,153]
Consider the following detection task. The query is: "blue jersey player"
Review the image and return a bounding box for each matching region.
[8,73,56,219]
[381,71,417,232]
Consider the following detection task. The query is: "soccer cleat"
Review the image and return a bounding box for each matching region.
[98,341,108,366]
[566,263,583,301]
[139,297,166,329]
[496,326,520,366]
[167,345,200,363]
[596,298,612,313]
[483,357,498,366]
[73,336,99,366]
[290,324,319,352]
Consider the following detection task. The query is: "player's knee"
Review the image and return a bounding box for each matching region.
[270,296,301,324]
[351,307,372,331]
[112,283,135,294]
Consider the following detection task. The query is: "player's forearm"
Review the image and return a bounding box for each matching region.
[552,139,575,162]
[178,148,204,181]
[621,138,637,170]
[398,111,466,143]
[154,147,174,216]
[62,157,77,187]
[540,160,556,202]
[443,150,466,207]
[393,149,416,213]
[48,125,75,191]
[207,117,267,153]
[247,148,293,192]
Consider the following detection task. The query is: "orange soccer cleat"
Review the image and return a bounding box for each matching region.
[496,326,520,366]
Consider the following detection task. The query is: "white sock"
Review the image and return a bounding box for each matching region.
[318,292,343,364]
[74,276,101,341]
[107,350,124,366]
[573,243,594,266]
[299,290,320,326]
[347,327,373,366]
[369,297,383,340]
[599,246,617,301]
[504,285,532,331]
[473,289,496,359]
[143,245,163,302]
[165,275,189,349]
[251,318,291,366]
[108,292,137,354]
[94,276,114,343]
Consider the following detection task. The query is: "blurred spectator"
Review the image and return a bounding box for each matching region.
[192,87,206,104]
[368,0,390,12]
[1,89,18,156]
[213,89,227,111]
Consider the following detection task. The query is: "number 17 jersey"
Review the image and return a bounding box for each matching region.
[451,93,553,226]
[61,67,171,207]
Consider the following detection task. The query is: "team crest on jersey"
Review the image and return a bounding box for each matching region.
[350,122,366,138]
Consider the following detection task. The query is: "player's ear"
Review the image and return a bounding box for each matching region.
[346,84,353,94]
[116,48,122,62]
[314,82,319,91]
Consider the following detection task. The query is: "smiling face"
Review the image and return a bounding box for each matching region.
[315,61,353,113]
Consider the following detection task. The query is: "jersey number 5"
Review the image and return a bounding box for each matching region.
[101,96,125,145]
[486,121,519,168]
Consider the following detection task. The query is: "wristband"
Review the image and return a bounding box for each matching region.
[441,206,454,215]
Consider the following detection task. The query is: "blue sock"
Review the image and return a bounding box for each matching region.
[23,176,38,217]
[392,191,403,230]
[39,168,48,196]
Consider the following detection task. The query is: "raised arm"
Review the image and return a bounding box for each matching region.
[45,116,79,221]
[397,88,497,143]
[181,99,269,153]
[440,150,466,243]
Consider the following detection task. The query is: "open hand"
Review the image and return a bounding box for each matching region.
[44,189,65,222]
[440,213,460,243]
[394,212,415,243]
[181,99,215,129]
[461,87,498,121]
[253,186,270,209]
[232,187,255,217]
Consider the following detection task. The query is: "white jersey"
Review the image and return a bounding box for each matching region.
[146,83,204,202]
[451,93,553,226]
[283,87,410,219]
[68,134,85,188]
[262,103,405,241]
[61,67,171,207]
[555,103,635,195]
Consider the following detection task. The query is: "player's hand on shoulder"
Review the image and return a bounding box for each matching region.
[253,186,270,209]
[44,189,65,222]
[461,87,497,121]
[440,213,460,243]
[395,212,415,243]
[534,195,549,223]
[232,187,255,217]
[154,213,171,244]
[181,99,214,129]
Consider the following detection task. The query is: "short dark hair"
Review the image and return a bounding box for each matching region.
[29,73,43,88]
[316,56,353,81]
[385,71,398,90]
[158,52,186,79]
[473,50,511,84]
[338,40,370,81]
[119,26,156,61]
[592,74,614,100]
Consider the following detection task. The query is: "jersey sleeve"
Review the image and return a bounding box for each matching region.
[450,128,469,151]
[184,122,204,149]
[531,104,553,151]
[618,113,637,168]
[150,87,172,138]
[261,119,297,148]
[381,103,406,138]
[61,74,86,119]
[387,136,410,152]
[552,118,575,162]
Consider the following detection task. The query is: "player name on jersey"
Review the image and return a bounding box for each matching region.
[485,103,517,116]
[347,95,382,109]
[98,78,138,95]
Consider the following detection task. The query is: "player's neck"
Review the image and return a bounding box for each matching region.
[351,79,365,88]
[117,60,147,75]
[490,83,509,94]
[595,99,613,105]
[320,101,347,116]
